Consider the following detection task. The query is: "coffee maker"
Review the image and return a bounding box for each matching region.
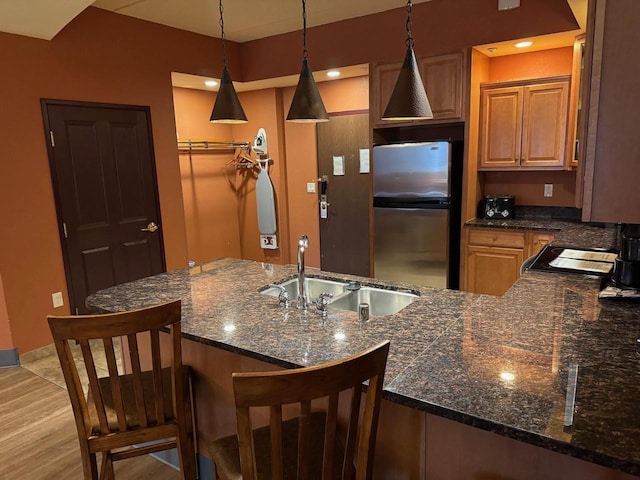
[612,224,640,289]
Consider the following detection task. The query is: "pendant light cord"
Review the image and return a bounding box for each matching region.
[405,0,414,49]
[219,0,228,67]
[302,0,308,60]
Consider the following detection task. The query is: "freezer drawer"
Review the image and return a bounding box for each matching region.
[373,141,450,198]
[373,207,449,288]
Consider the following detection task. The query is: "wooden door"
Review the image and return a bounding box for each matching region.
[316,114,370,277]
[479,86,522,169]
[520,81,569,168]
[466,245,524,296]
[42,100,165,314]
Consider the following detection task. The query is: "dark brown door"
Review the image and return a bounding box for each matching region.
[316,113,370,277]
[42,100,164,313]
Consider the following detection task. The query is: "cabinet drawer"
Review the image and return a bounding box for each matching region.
[467,229,526,248]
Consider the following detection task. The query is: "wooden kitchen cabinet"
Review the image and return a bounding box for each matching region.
[370,51,465,128]
[464,227,555,295]
[578,0,640,223]
[478,77,570,170]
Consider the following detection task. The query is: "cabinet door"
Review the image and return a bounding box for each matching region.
[419,53,463,120]
[528,232,555,257]
[371,52,463,128]
[520,81,569,168]
[478,86,522,169]
[466,245,525,296]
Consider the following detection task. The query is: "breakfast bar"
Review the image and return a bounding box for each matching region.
[86,222,640,479]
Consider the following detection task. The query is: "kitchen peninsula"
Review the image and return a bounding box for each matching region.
[87,222,640,479]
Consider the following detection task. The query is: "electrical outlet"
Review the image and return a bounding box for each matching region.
[306,182,316,193]
[52,291,64,308]
[544,184,553,197]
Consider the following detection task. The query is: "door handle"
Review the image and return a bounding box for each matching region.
[141,222,159,233]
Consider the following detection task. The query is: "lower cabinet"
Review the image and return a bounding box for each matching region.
[464,227,555,295]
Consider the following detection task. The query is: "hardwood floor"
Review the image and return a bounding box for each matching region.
[0,366,180,479]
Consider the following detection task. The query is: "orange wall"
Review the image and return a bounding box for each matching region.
[239,0,578,81]
[0,8,237,354]
[0,273,14,350]
[173,88,242,264]
[172,76,368,270]
[488,47,573,82]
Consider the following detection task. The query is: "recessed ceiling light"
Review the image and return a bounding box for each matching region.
[515,41,533,48]
[204,79,218,87]
[487,47,498,53]
[326,70,341,78]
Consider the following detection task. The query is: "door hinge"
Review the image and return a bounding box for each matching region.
[49,130,55,147]
[62,222,68,238]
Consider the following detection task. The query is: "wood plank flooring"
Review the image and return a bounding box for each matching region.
[0,367,180,479]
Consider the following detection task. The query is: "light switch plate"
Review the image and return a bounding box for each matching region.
[498,0,520,10]
[306,182,316,193]
[52,291,64,308]
[544,184,553,197]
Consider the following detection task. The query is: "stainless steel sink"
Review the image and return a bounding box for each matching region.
[329,286,418,316]
[261,277,419,316]
[261,277,348,302]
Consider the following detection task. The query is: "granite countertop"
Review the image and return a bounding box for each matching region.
[86,221,640,476]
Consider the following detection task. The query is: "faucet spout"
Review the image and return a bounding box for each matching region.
[297,234,309,310]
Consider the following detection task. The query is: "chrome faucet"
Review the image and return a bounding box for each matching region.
[297,234,309,310]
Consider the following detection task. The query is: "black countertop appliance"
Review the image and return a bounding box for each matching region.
[612,224,640,288]
[483,195,515,220]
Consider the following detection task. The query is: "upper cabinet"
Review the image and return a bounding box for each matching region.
[478,76,570,171]
[578,0,640,223]
[370,51,466,129]
[567,35,586,170]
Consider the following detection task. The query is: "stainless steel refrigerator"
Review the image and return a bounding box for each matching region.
[373,141,461,289]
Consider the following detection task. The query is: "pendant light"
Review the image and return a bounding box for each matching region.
[382,0,433,120]
[210,0,247,123]
[286,0,329,122]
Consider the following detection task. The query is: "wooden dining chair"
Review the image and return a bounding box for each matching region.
[48,300,197,480]
[209,341,390,480]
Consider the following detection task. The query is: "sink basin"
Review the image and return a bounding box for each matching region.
[261,276,419,316]
[329,286,418,316]
[261,277,348,302]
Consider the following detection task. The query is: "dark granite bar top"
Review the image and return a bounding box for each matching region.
[86,221,640,476]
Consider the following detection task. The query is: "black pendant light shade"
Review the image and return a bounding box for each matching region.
[382,46,433,120]
[286,58,329,122]
[286,0,329,123]
[382,0,433,121]
[210,66,248,124]
[210,0,248,123]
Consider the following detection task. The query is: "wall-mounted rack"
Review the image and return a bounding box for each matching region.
[177,138,251,153]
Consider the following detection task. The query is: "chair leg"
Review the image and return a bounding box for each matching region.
[78,441,99,480]
[99,451,115,480]
[177,376,198,480]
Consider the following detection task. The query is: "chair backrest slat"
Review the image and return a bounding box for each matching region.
[80,339,111,435]
[322,393,339,480]
[126,332,148,428]
[103,337,128,432]
[236,406,257,479]
[343,383,363,480]
[232,341,390,480]
[297,401,311,480]
[150,329,165,424]
[269,405,284,480]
